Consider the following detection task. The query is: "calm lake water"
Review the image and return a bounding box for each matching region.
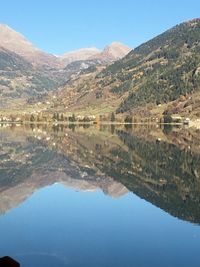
[0,124,200,267]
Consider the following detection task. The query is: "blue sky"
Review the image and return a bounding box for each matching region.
[1,0,200,54]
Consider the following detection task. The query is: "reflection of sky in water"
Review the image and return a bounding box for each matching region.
[0,184,200,267]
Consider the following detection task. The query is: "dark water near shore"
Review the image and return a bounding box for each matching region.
[0,124,200,267]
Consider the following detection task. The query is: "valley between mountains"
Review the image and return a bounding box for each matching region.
[0,19,200,125]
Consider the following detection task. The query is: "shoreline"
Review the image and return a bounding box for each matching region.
[0,121,186,126]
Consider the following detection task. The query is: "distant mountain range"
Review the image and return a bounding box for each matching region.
[44,18,200,119]
[59,43,131,66]
[0,24,131,108]
[59,47,101,66]
[1,124,200,224]
[1,19,200,119]
[0,126,128,214]
[0,24,60,68]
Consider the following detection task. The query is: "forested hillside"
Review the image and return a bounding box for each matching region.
[97,19,200,113]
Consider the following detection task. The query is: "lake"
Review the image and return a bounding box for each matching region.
[0,124,200,267]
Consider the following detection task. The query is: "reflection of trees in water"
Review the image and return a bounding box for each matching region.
[1,124,200,224]
[112,130,200,224]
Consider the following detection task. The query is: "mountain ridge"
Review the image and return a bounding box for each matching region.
[45,18,200,119]
[0,24,60,68]
[59,47,101,66]
[59,42,131,66]
[1,19,200,120]
[0,24,131,108]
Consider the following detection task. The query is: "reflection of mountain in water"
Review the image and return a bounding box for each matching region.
[0,127,128,214]
[0,125,200,224]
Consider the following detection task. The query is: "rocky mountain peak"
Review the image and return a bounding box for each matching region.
[85,42,132,64]
[0,24,60,67]
[102,41,132,60]
[0,24,39,55]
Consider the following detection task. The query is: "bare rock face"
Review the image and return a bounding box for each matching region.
[0,24,60,67]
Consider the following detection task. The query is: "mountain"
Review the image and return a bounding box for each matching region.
[99,19,200,114]
[59,42,131,67]
[0,24,60,68]
[0,25,70,108]
[0,25,96,108]
[0,46,33,107]
[48,19,200,118]
[0,46,69,108]
[59,47,101,66]
[1,124,200,224]
[90,42,132,63]
[0,46,32,71]
[0,24,132,109]
[55,125,200,224]
[0,126,128,214]
[0,171,128,214]
[4,19,200,118]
